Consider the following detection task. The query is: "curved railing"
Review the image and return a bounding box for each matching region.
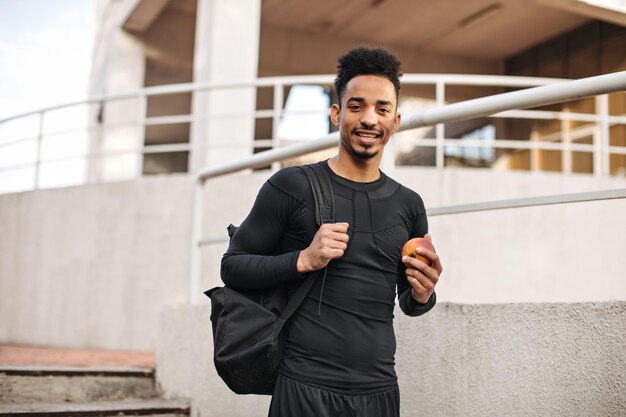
[1,73,625,194]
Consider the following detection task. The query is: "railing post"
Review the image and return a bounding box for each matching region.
[137,93,147,178]
[530,131,540,172]
[189,178,204,304]
[596,94,610,176]
[561,110,572,174]
[272,82,284,171]
[34,111,45,190]
[435,80,445,169]
[94,100,105,184]
[85,102,99,184]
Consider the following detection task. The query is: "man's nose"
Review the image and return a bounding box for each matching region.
[360,108,378,127]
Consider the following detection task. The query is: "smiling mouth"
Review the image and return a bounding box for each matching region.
[353,129,382,142]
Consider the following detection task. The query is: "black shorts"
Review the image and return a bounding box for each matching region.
[268,374,400,417]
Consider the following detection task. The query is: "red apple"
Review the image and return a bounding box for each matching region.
[401,237,435,266]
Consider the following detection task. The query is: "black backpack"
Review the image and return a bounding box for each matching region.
[204,163,334,395]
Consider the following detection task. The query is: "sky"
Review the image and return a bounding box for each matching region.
[0,0,96,118]
[0,0,96,192]
[278,85,329,141]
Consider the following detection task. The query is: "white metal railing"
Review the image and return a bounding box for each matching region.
[427,188,626,216]
[187,71,626,303]
[2,73,625,194]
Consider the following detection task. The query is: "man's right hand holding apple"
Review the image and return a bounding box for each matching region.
[402,234,443,304]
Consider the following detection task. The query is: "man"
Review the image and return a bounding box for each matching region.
[221,47,442,417]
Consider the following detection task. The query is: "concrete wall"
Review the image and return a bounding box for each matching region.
[0,171,269,351]
[0,176,194,350]
[1,167,625,351]
[156,301,626,417]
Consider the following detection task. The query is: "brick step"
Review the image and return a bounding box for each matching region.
[0,399,190,416]
[0,366,158,403]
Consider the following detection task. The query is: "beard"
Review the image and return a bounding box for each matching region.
[345,127,382,160]
[348,144,378,160]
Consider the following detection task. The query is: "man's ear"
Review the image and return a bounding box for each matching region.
[330,104,340,126]
[393,112,401,132]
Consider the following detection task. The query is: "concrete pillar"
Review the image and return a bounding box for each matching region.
[100,31,145,182]
[190,0,262,174]
[89,0,146,182]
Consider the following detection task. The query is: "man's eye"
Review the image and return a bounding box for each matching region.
[349,105,362,111]
[379,108,390,113]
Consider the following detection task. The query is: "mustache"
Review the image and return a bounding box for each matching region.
[352,126,383,135]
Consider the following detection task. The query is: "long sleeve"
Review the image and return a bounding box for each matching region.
[220,171,308,290]
[398,289,436,316]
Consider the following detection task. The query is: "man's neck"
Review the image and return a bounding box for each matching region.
[327,154,382,183]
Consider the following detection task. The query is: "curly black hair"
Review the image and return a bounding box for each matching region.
[334,47,402,105]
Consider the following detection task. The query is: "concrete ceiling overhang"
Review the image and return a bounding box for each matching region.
[122,0,172,33]
[261,0,625,60]
[534,0,626,27]
[122,0,196,33]
[120,0,625,59]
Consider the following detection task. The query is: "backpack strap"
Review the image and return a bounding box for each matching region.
[301,163,335,225]
[276,163,334,329]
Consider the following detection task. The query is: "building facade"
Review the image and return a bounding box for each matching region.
[88,0,626,181]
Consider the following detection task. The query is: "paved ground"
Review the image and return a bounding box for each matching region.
[0,344,155,368]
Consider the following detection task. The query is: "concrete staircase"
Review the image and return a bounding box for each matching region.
[0,365,189,416]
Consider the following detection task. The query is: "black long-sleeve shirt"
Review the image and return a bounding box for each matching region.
[221,160,436,389]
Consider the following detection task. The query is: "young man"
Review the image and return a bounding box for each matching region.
[221,47,442,417]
